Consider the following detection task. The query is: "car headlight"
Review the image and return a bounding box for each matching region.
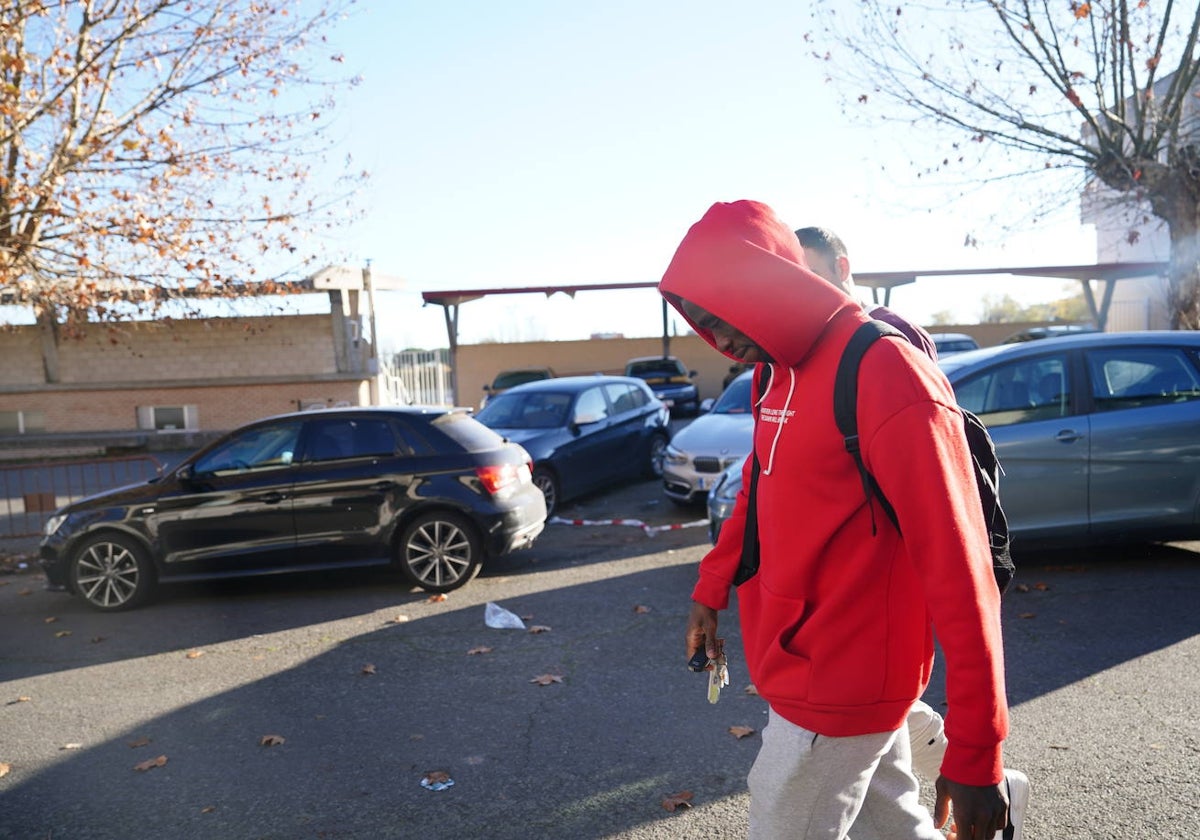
[663,445,688,466]
[711,471,742,503]
[44,513,68,537]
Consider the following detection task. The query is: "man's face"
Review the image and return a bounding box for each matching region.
[801,247,850,292]
[680,299,773,364]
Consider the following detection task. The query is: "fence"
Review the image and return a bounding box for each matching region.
[0,455,165,539]
[386,349,452,406]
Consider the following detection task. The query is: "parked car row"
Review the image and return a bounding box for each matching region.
[706,331,1200,551]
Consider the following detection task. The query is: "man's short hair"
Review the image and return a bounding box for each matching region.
[794,226,848,260]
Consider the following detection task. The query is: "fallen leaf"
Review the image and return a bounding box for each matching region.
[185,650,204,659]
[91,636,107,644]
[467,646,493,655]
[59,743,83,750]
[527,625,552,634]
[361,663,377,675]
[17,589,31,596]
[54,630,72,638]
[127,737,151,748]
[1019,612,1036,619]
[1014,583,1030,593]
[389,614,410,624]
[728,725,756,740]
[44,616,58,624]
[1034,582,1050,591]
[633,604,651,614]
[201,805,216,814]
[258,734,285,747]
[423,770,451,784]
[0,762,10,778]
[427,593,448,603]
[134,755,168,771]
[7,696,31,705]
[530,673,563,686]
[743,684,759,696]
[662,790,694,812]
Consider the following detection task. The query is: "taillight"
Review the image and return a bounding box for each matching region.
[476,461,530,497]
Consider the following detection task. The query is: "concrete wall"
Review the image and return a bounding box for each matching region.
[454,321,1069,408]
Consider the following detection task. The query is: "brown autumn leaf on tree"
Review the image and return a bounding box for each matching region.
[0,0,365,353]
[134,755,168,772]
[259,735,286,747]
[467,646,493,656]
[728,725,756,740]
[529,674,563,686]
[661,790,694,812]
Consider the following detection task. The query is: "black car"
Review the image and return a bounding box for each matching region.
[475,375,671,515]
[40,407,547,611]
[623,356,700,415]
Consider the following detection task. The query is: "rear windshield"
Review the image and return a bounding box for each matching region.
[491,370,550,389]
[430,412,507,453]
[627,359,684,377]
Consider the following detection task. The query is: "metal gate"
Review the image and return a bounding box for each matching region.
[0,455,164,539]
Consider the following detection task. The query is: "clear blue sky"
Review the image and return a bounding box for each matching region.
[320,1,1097,350]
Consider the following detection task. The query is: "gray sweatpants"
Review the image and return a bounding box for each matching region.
[747,707,943,840]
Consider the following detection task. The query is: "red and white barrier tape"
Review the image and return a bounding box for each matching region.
[548,516,710,537]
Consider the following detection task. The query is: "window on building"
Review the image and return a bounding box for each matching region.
[137,405,199,432]
[0,410,46,435]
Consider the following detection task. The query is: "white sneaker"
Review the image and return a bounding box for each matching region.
[1003,768,1029,840]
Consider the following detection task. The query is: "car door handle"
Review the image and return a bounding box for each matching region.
[1055,429,1084,443]
[369,481,395,491]
[257,492,288,504]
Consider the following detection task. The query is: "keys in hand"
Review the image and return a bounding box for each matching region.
[706,639,729,704]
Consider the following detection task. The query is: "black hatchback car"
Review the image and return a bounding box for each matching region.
[40,407,547,611]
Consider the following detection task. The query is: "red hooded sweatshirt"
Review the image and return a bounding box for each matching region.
[660,200,1008,786]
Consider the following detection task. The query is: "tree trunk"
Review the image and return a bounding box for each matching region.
[35,306,60,383]
[1167,202,1200,330]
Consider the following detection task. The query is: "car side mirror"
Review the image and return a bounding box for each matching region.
[176,463,196,482]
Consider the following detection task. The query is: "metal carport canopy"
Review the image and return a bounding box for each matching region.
[420,262,1168,398]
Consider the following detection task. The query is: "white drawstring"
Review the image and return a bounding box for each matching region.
[762,366,794,476]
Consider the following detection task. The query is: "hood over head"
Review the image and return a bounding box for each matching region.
[658,200,860,367]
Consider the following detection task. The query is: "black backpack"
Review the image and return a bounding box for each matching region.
[736,320,1015,594]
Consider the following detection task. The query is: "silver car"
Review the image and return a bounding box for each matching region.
[710,331,1200,549]
[663,370,754,505]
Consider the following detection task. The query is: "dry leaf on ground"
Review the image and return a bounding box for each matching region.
[1014,583,1031,593]
[1020,612,1036,619]
[44,617,57,623]
[728,725,756,740]
[423,770,451,785]
[91,636,107,644]
[527,625,551,634]
[7,696,31,705]
[529,674,563,686]
[633,604,651,614]
[134,755,168,771]
[258,734,285,747]
[662,790,694,812]
[201,806,216,814]
[1034,582,1050,591]
[467,646,493,655]
[54,630,72,638]
[59,743,83,750]
[0,762,10,778]
[127,737,151,748]
[361,663,377,675]
[427,593,448,603]
[389,614,410,624]
[744,684,759,696]
[185,650,204,659]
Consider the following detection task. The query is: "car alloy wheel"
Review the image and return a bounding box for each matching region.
[398,511,483,593]
[68,533,156,612]
[645,433,668,478]
[531,467,559,517]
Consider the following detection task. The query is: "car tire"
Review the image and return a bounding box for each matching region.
[397,511,483,593]
[644,433,669,478]
[68,532,157,612]
[532,467,560,517]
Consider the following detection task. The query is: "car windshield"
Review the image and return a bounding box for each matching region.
[627,359,684,378]
[431,412,508,452]
[710,375,753,414]
[476,391,572,429]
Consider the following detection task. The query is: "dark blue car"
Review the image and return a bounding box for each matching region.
[624,356,700,416]
[475,375,671,515]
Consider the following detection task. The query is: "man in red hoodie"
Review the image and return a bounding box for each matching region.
[660,200,1011,839]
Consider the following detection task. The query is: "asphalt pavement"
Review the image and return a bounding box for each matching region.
[2,477,1199,839]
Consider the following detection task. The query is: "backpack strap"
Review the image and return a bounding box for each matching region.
[733,363,770,586]
[833,320,904,535]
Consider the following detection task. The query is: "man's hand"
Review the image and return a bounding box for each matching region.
[686,601,720,661]
[934,776,1008,840]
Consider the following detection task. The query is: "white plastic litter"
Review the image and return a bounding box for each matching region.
[484,601,526,630]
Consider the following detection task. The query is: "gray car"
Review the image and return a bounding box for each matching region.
[710,331,1200,550]
[663,369,754,505]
